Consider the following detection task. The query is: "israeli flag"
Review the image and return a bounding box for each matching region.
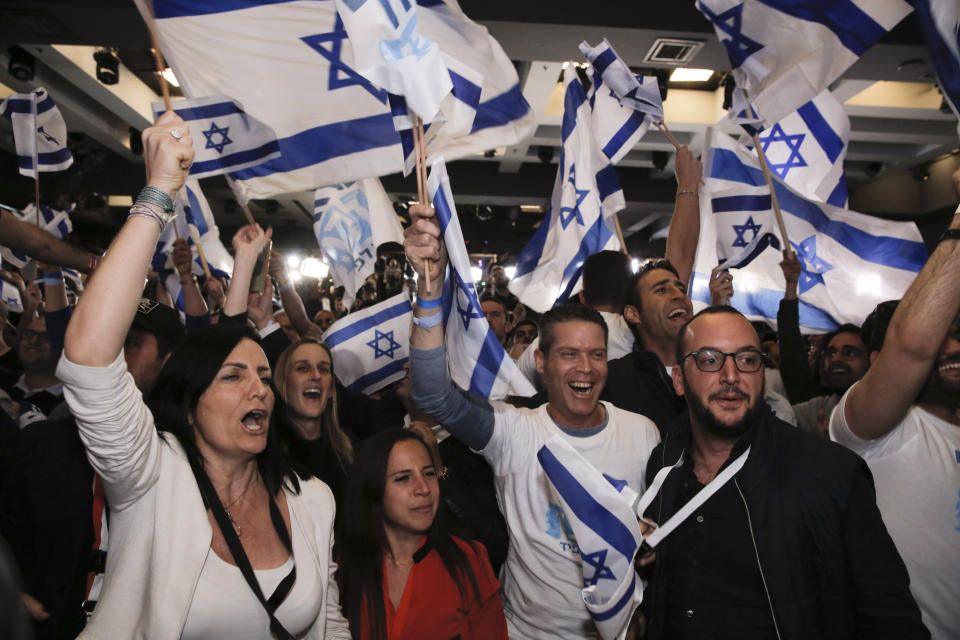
[744,89,850,208]
[393,0,534,176]
[729,86,765,136]
[151,180,233,313]
[509,67,622,314]
[692,129,927,331]
[0,202,75,269]
[0,88,73,177]
[0,280,24,314]
[334,0,451,123]
[579,40,663,165]
[151,96,280,180]
[428,158,536,399]
[322,292,412,394]
[537,436,645,640]
[713,186,783,269]
[313,178,404,309]
[695,0,912,125]
[915,0,960,138]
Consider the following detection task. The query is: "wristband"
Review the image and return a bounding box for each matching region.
[128,203,170,230]
[136,186,175,214]
[413,313,443,331]
[88,253,99,273]
[937,228,960,244]
[180,273,198,284]
[416,296,442,310]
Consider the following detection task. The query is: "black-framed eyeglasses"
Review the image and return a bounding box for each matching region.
[682,348,764,373]
[822,345,865,360]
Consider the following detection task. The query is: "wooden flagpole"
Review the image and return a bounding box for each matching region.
[745,103,790,249]
[413,116,433,295]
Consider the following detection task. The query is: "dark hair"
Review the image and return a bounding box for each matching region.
[814,323,864,374]
[622,258,682,312]
[582,250,632,308]
[675,305,756,365]
[146,323,300,497]
[861,300,899,354]
[538,304,608,355]
[478,295,508,315]
[337,430,482,640]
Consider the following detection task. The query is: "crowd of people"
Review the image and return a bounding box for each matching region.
[0,110,956,640]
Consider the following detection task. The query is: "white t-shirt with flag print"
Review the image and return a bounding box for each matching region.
[483,400,659,640]
[830,386,960,640]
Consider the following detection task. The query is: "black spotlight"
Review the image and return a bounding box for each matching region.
[722,75,736,110]
[475,205,493,222]
[94,48,120,85]
[537,145,554,164]
[865,161,883,178]
[128,127,143,156]
[7,46,35,82]
[911,165,930,182]
[652,150,669,172]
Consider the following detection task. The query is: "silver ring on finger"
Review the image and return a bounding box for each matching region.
[170,128,184,140]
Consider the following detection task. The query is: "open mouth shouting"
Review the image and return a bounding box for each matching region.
[240,409,268,434]
[667,307,689,322]
[568,380,596,396]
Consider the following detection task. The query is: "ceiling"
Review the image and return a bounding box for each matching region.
[1,0,957,260]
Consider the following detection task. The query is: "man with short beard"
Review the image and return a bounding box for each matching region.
[639,305,927,640]
[830,212,960,639]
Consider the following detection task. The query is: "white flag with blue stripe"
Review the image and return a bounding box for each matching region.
[915,0,960,137]
[0,202,75,269]
[313,178,404,309]
[428,158,536,399]
[537,435,645,640]
[695,0,912,125]
[322,292,412,394]
[692,128,927,331]
[744,89,850,208]
[0,88,73,178]
[0,280,23,314]
[579,40,663,165]
[151,96,280,180]
[333,0,451,123]
[509,67,622,314]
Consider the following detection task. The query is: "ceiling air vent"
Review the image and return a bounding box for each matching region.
[643,38,705,66]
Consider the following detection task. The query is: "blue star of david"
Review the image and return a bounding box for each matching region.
[379,13,431,63]
[301,15,388,104]
[582,549,616,587]
[700,3,765,68]
[455,278,485,331]
[366,329,401,359]
[731,216,763,248]
[790,235,834,294]
[559,164,589,229]
[202,121,232,154]
[760,123,807,179]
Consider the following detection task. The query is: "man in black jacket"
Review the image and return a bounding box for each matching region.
[640,305,927,639]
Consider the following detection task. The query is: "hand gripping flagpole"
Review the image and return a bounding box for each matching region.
[746,103,791,250]
[188,225,214,280]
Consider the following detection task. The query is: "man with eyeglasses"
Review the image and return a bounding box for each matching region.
[639,304,927,640]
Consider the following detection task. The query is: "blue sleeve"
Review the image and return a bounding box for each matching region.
[410,345,494,450]
[43,306,72,354]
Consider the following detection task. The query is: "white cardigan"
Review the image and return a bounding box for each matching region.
[57,352,351,639]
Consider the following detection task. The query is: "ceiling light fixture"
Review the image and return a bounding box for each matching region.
[7,46,35,82]
[161,67,180,88]
[669,68,714,83]
[94,48,120,85]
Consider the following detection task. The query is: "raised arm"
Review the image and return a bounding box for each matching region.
[269,249,322,338]
[222,224,272,318]
[776,249,821,403]
[665,146,703,287]
[840,211,960,439]
[171,238,209,318]
[63,112,194,366]
[0,213,97,274]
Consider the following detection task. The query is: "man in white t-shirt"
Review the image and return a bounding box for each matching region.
[405,205,660,639]
[829,210,960,639]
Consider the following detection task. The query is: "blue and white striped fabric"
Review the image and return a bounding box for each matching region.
[579,39,663,165]
[692,129,927,331]
[428,158,536,399]
[0,88,73,177]
[745,89,850,207]
[313,178,404,308]
[915,0,960,138]
[537,435,645,640]
[0,202,75,269]
[0,280,23,314]
[695,0,912,125]
[322,292,412,393]
[151,96,280,180]
[510,67,622,313]
[334,0,451,123]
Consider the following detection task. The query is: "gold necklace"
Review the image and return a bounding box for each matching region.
[387,552,414,569]
[219,474,257,537]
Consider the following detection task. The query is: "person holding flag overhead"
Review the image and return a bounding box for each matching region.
[405,201,660,639]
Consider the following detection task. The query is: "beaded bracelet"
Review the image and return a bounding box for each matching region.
[136,186,174,214]
[676,189,698,198]
[128,203,168,230]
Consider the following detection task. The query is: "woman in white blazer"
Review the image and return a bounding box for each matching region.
[58,111,351,639]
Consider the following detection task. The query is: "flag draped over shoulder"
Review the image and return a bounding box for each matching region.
[695,0,912,125]
[509,67,623,314]
[313,178,404,308]
[693,129,927,331]
[151,96,280,180]
[428,159,536,399]
[0,202,75,268]
[579,39,663,164]
[745,89,850,208]
[0,88,73,177]
[537,435,645,640]
[322,292,412,394]
[914,0,960,137]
